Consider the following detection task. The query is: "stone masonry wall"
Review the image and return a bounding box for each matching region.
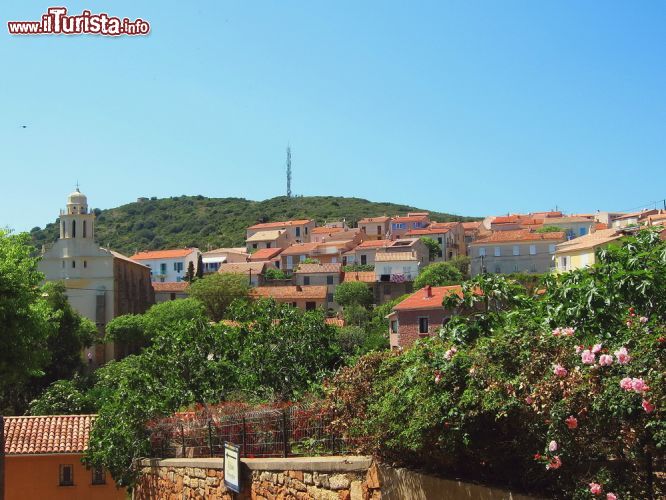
[134,456,381,500]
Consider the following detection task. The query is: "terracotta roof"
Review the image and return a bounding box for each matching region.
[246,230,285,242]
[492,215,544,226]
[130,248,196,260]
[202,247,248,257]
[108,249,149,267]
[358,216,390,223]
[252,285,327,300]
[375,251,419,262]
[543,216,595,224]
[392,215,430,223]
[248,219,312,230]
[218,262,266,275]
[294,263,342,274]
[342,271,376,283]
[152,282,189,292]
[3,415,95,455]
[594,223,609,231]
[473,230,566,244]
[532,211,563,218]
[312,226,344,234]
[555,228,623,253]
[249,248,283,261]
[357,239,392,248]
[405,227,451,236]
[280,242,319,256]
[393,285,464,311]
[325,318,345,327]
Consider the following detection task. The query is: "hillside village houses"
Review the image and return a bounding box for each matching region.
[39,189,154,366]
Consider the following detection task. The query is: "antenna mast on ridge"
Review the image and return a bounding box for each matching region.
[286,145,292,198]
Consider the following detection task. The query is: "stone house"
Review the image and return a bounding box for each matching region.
[293,263,342,309]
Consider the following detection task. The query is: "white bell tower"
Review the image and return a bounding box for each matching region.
[59,186,95,240]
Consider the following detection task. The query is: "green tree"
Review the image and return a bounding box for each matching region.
[535,225,563,233]
[188,273,250,321]
[333,281,373,308]
[28,377,96,415]
[413,262,464,289]
[185,260,195,282]
[196,253,204,279]
[449,255,471,277]
[420,237,440,261]
[264,268,287,280]
[0,230,50,412]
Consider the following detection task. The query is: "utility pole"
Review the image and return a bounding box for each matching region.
[286,146,292,198]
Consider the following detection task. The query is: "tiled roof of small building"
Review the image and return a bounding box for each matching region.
[218,262,267,274]
[3,415,95,455]
[152,282,190,292]
[405,227,451,236]
[342,271,376,283]
[248,219,312,230]
[294,263,342,274]
[280,242,319,256]
[252,285,327,300]
[130,248,196,260]
[246,230,285,242]
[249,248,283,261]
[358,216,391,223]
[393,285,464,311]
[375,251,419,262]
[357,239,392,248]
[473,230,566,244]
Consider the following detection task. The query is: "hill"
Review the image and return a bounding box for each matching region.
[30,195,480,256]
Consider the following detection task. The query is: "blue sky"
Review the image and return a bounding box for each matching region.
[2,1,665,232]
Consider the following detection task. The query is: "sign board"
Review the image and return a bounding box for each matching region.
[223,442,241,493]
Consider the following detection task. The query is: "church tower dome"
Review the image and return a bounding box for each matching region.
[60,186,95,240]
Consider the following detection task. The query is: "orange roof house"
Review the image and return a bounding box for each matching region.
[130,248,201,283]
[2,414,124,500]
[248,247,284,262]
[246,219,315,245]
[387,285,464,349]
[152,281,190,303]
[251,285,327,311]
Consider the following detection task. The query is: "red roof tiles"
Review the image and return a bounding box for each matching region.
[249,248,283,261]
[3,415,95,455]
[131,248,196,260]
[294,263,342,274]
[342,271,376,283]
[248,219,312,230]
[393,285,464,311]
[152,282,189,292]
[357,239,392,248]
[252,285,327,300]
[473,230,566,244]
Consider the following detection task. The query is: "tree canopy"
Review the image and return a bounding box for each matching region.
[187,273,250,321]
[333,281,374,308]
[413,262,464,289]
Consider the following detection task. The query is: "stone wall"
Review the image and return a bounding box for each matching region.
[134,456,381,500]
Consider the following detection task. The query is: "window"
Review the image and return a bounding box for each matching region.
[303,276,310,285]
[62,260,65,268]
[529,244,537,255]
[560,256,568,270]
[377,225,382,235]
[494,247,501,257]
[174,262,184,272]
[59,464,74,486]
[437,237,442,244]
[549,244,556,254]
[360,254,367,265]
[418,317,429,334]
[305,227,308,234]
[266,242,272,248]
[513,245,520,256]
[83,220,87,238]
[286,255,294,269]
[579,227,588,236]
[331,257,337,263]
[326,293,334,303]
[295,227,301,237]
[390,320,398,333]
[72,260,76,268]
[299,255,306,262]
[494,265,501,273]
[72,220,76,238]
[83,260,87,268]
[170,293,176,300]
[91,466,106,485]
[581,253,590,267]
[252,243,257,249]
[326,275,334,285]
[61,221,65,236]
[305,301,316,311]
[478,247,486,257]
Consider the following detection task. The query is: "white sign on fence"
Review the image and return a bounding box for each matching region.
[224,441,241,493]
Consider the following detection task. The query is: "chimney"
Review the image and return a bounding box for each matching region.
[424,285,433,298]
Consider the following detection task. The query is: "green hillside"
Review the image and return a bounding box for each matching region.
[30,195,480,256]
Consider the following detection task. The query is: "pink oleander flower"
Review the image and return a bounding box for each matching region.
[631,377,649,393]
[591,343,603,354]
[639,316,648,324]
[565,415,578,429]
[599,354,613,366]
[589,482,603,495]
[614,346,631,365]
[546,455,561,470]
[551,327,562,336]
[581,349,596,365]
[562,326,575,336]
[620,377,633,390]
[548,440,558,452]
[606,493,617,500]
[626,320,632,328]
[525,396,533,405]
[574,345,583,354]
[444,346,457,360]
[642,399,655,413]
[434,372,442,384]
[553,364,568,378]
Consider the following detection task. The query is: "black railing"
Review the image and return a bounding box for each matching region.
[147,404,348,459]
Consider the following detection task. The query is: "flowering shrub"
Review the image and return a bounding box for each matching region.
[326,229,665,498]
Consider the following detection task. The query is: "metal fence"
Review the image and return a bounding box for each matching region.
[147,404,348,459]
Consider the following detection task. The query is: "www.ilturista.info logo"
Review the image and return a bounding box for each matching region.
[7,7,150,36]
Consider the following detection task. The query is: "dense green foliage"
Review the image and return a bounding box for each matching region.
[188,273,250,321]
[333,281,374,308]
[341,264,375,272]
[30,195,478,255]
[412,262,464,289]
[326,229,665,499]
[536,225,565,233]
[264,268,287,280]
